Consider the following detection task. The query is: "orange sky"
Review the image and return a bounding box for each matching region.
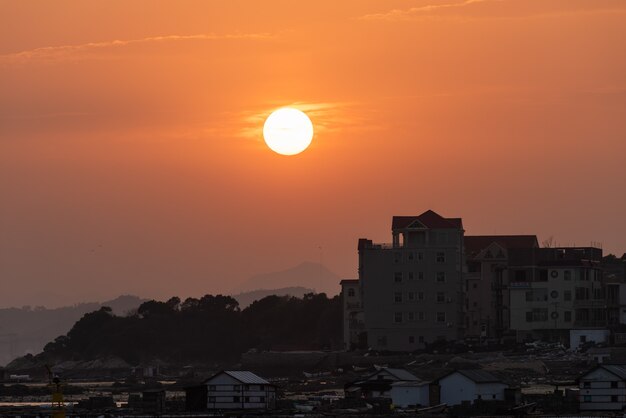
[1,0,625,306]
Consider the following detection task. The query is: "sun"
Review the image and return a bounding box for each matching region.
[263,108,314,155]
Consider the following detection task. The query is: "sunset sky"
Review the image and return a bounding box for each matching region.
[1,0,625,307]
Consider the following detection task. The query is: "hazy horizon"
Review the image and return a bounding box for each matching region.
[1,0,625,308]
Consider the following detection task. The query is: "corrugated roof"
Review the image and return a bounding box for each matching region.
[602,365,626,380]
[382,368,421,382]
[455,369,502,383]
[205,370,271,385]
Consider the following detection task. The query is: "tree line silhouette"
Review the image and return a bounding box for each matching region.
[40,293,341,365]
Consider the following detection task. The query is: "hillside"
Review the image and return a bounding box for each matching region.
[240,262,341,296]
[0,295,145,366]
[231,286,314,308]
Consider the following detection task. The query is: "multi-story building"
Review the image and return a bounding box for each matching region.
[340,279,365,350]
[356,210,465,351]
[508,246,604,343]
[342,210,616,351]
[464,235,539,341]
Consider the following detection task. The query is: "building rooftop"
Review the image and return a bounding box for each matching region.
[464,235,539,257]
[441,369,503,384]
[392,210,463,230]
[205,370,271,385]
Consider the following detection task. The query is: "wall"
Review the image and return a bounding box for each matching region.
[570,330,609,350]
[439,373,507,405]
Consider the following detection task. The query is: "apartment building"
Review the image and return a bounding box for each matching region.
[464,235,539,341]
[340,279,365,350]
[356,210,465,351]
[508,246,604,343]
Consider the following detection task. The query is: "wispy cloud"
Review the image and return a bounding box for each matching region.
[358,0,626,21]
[237,101,379,141]
[0,33,273,65]
[359,0,503,21]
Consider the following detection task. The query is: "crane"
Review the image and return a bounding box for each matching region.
[45,364,66,418]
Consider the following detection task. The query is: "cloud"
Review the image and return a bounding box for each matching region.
[359,0,503,21]
[237,101,379,141]
[358,0,626,21]
[0,33,273,65]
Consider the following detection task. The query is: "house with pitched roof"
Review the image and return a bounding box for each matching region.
[437,369,508,405]
[203,370,276,410]
[344,367,431,407]
[579,364,626,410]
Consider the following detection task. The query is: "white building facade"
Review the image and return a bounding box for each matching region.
[204,371,276,410]
[579,365,626,411]
[438,370,508,406]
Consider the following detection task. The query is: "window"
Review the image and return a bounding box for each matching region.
[525,291,533,302]
[418,252,424,261]
[408,311,415,321]
[485,250,493,259]
[394,312,403,323]
[259,385,264,390]
[436,252,446,263]
[515,270,527,282]
[564,290,572,301]
[583,381,591,388]
[394,272,402,283]
[612,395,618,402]
[377,336,387,346]
[408,272,415,281]
[244,385,250,390]
[233,396,240,402]
[436,272,446,283]
[418,311,425,321]
[612,381,618,388]
[260,396,265,403]
[409,336,415,344]
[418,292,424,300]
[564,270,571,281]
[209,396,216,403]
[408,252,414,261]
[418,336,424,343]
[418,272,424,280]
[233,385,241,391]
[436,312,446,322]
[394,252,402,263]
[348,288,355,297]
[539,269,548,281]
[576,287,590,300]
[473,283,477,289]
[245,396,250,402]
[394,292,403,303]
[437,292,445,303]
[532,308,548,322]
[209,385,216,391]
[583,395,591,402]
[408,292,415,301]
[564,311,572,322]
[526,312,533,322]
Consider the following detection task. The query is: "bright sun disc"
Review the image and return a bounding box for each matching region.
[263,108,314,155]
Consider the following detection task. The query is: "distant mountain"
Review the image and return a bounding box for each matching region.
[231,286,315,308]
[240,262,341,296]
[0,295,146,366]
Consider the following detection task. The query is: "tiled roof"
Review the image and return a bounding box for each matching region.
[465,235,539,256]
[392,210,463,230]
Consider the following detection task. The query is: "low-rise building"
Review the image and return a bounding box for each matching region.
[345,367,431,407]
[203,370,276,410]
[437,370,508,405]
[340,279,364,350]
[579,364,626,411]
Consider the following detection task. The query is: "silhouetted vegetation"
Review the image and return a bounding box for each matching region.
[39,293,341,365]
